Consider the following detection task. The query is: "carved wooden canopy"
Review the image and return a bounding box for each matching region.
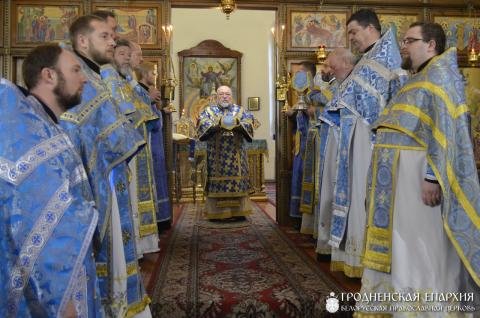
[178,39,242,58]
[178,40,243,121]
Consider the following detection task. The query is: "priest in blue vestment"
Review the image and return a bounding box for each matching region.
[197,85,255,220]
[107,39,161,258]
[312,49,356,256]
[133,59,172,230]
[357,23,480,315]
[329,9,408,278]
[1,44,102,317]
[299,62,337,235]
[59,15,151,317]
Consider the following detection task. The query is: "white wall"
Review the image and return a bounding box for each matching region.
[171,8,276,180]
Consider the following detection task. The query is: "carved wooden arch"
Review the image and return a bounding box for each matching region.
[178,40,242,121]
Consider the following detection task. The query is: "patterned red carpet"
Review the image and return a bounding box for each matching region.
[150,202,345,317]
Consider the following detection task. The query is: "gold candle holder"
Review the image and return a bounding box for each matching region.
[162,78,178,113]
[469,47,478,65]
[276,74,291,112]
[161,24,177,112]
[271,24,290,112]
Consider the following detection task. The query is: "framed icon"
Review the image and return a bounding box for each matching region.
[248,97,260,111]
[93,1,163,48]
[12,1,83,47]
[287,7,350,51]
[178,39,242,122]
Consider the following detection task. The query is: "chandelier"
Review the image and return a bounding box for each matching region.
[220,0,236,20]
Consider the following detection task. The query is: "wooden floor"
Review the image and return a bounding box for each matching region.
[139,201,361,295]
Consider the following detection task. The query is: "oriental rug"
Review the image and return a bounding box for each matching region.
[150,203,345,318]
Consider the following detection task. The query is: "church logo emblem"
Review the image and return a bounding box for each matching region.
[326,292,339,313]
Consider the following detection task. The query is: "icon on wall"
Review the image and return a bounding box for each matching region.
[248,97,260,111]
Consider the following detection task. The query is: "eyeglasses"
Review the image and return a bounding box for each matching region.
[401,37,424,46]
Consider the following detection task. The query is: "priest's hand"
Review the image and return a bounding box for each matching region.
[148,87,162,103]
[421,180,442,207]
[62,300,77,318]
[284,107,294,116]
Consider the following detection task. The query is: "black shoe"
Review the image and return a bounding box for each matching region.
[293,222,301,231]
[316,253,331,262]
[157,221,171,233]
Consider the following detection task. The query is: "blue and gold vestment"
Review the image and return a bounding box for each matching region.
[289,110,310,218]
[60,56,150,317]
[198,103,254,219]
[101,67,160,242]
[330,27,407,248]
[363,48,480,286]
[0,79,102,317]
[131,80,171,223]
[299,82,338,217]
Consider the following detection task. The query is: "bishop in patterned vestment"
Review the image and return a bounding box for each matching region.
[197,85,255,220]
